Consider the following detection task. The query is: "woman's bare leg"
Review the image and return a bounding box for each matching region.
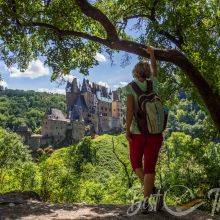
[135,167,144,184]
[144,173,155,198]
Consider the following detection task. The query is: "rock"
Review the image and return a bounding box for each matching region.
[0,190,42,204]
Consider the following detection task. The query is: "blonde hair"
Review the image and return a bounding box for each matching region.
[132,61,151,78]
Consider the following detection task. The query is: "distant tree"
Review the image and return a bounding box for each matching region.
[67,137,97,174]
[161,132,220,190]
[167,98,219,141]
[26,108,44,131]
[0,127,32,190]
[0,0,219,129]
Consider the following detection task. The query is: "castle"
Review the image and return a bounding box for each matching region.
[17,78,123,149]
[66,78,123,133]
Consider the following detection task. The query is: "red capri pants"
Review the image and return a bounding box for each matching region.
[129,133,163,174]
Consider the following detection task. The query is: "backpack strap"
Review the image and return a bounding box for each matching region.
[146,79,153,93]
[130,80,154,96]
[129,82,141,122]
[129,82,144,97]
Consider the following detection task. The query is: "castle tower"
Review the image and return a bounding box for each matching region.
[66,78,79,118]
[81,78,92,93]
[81,78,95,109]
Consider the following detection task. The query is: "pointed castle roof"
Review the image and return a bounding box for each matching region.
[66,77,79,93]
[81,78,92,93]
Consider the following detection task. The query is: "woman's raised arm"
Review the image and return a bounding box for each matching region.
[146,46,157,77]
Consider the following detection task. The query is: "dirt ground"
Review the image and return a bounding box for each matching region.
[0,191,219,220]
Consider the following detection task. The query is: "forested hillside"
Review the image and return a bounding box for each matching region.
[0,94,219,213]
[0,89,66,133]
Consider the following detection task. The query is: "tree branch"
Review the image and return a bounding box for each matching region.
[150,0,160,20]
[23,21,182,64]
[111,137,132,188]
[7,0,21,27]
[75,0,119,41]
[149,0,183,47]
[8,0,182,66]
[157,29,181,46]
[23,21,109,46]
[121,14,181,47]
[120,0,183,48]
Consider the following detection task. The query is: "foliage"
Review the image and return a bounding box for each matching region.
[0,0,218,77]
[0,127,39,192]
[166,97,219,141]
[0,127,32,170]
[158,131,220,209]
[0,89,66,132]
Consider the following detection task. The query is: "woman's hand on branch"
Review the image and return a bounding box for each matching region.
[146,46,154,55]
[146,46,157,77]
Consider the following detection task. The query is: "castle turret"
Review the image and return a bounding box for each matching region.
[66,78,79,118]
[81,78,92,93]
[81,78,97,109]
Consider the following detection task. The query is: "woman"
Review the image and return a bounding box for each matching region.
[125,46,163,212]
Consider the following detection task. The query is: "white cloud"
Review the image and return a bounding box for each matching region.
[113,81,128,89]
[98,81,109,88]
[1,64,8,72]
[37,88,65,95]
[63,75,76,82]
[9,60,50,79]
[95,53,107,62]
[0,79,8,88]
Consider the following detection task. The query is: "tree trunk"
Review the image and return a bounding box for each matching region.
[172,51,220,131]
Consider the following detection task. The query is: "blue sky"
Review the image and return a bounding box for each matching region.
[0,52,138,94]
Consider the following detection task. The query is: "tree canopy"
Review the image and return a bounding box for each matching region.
[0,0,219,129]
